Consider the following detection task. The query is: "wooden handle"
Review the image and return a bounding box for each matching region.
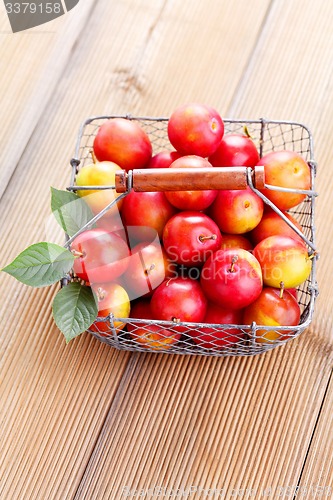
[115,166,265,192]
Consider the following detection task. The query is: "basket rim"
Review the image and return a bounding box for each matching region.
[64,114,319,356]
[72,115,315,163]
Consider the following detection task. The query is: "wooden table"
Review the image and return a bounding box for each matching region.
[0,1,332,498]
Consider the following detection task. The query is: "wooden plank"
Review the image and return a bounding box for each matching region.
[297,371,333,495]
[73,0,333,497]
[0,1,96,200]
[0,0,273,497]
[1,0,333,499]
[75,338,331,498]
[227,0,333,344]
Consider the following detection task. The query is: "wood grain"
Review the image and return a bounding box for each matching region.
[0,0,332,498]
[75,338,331,498]
[0,2,96,200]
[115,166,265,192]
[298,370,333,493]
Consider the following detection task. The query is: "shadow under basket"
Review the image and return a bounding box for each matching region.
[65,115,319,357]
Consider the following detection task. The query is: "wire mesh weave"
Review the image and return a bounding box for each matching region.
[68,116,318,357]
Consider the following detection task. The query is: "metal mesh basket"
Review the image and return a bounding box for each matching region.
[66,115,319,357]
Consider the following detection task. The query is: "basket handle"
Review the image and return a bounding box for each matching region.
[115,166,265,193]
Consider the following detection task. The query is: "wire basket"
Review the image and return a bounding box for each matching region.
[66,115,319,357]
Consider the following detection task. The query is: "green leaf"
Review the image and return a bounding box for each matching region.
[51,187,95,237]
[1,242,74,287]
[52,282,98,343]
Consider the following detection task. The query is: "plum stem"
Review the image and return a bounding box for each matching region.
[243,125,253,139]
[90,149,97,164]
[71,249,85,258]
[279,281,285,299]
[229,255,238,273]
[199,234,217,243]
[144,264,155,276]
[308,251,318,260]
[96,287,105,301]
